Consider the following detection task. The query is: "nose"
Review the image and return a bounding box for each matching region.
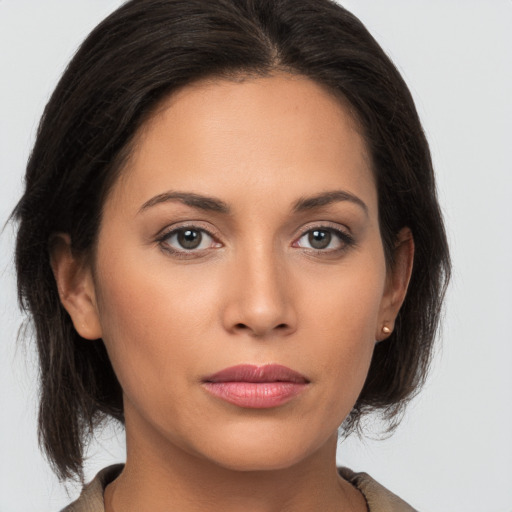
[221,247,297,338]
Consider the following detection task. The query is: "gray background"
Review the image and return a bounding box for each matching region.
[1,1,511,511]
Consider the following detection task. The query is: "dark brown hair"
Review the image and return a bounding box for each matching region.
[13,0,450,481]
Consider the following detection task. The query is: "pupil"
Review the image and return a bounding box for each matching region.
[309,230,331,249]
[178,229,202,249]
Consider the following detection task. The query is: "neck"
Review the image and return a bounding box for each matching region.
[105,407,365,512]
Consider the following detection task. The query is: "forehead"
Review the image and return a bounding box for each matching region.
[107,72,376,216]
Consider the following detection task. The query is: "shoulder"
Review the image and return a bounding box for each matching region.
[60,464,124,512]
[338,467,418,512]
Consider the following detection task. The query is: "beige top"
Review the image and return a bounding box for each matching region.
[61,464,418,512]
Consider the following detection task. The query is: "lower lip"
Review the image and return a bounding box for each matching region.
[202,381,307,408]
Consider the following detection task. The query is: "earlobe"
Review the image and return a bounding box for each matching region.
[49,234,102,340]
[377,227,414,341]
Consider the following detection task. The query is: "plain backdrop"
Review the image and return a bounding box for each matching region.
[1,1,511,511]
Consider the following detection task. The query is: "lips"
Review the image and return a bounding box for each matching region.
[202,364,309,409]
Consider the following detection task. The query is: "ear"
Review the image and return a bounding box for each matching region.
[376,227,414,342]
[49,234,102,340]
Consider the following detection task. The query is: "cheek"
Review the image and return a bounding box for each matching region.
[92,248,220,401]
[302,249,386,343]
[299,253,386,407]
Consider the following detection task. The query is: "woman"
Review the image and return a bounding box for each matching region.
[13,0,450,510]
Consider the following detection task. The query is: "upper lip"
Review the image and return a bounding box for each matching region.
[203,364,309,383]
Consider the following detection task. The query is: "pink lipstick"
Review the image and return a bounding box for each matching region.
[202,364,309,408]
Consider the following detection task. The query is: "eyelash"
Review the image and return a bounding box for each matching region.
[156,223,355,258]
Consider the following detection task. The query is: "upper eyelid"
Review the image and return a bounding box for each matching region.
[294,221,352,238]
[296,228,352,242]
[156,221,220,240]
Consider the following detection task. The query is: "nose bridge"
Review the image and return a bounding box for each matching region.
[223,237,296,337]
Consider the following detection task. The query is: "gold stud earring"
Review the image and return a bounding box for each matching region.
[382,325,391,334]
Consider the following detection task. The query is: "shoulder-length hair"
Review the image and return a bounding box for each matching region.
[14,0,450,481]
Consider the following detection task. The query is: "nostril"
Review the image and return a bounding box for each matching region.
[233,322,290,334]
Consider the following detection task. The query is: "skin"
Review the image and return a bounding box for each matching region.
[52,73,413,512]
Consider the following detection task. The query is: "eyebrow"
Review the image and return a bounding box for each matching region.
[139,191,230,214]
[293,190,368,215]
[138,189,368,216]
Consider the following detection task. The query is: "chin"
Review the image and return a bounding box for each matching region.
[187,423,332,473]
[206,447,312,473]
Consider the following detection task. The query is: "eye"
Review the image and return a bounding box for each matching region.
[159,227,221,253]
[293,227,354,252]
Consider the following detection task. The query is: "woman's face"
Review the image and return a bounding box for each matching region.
[71,73,408,471]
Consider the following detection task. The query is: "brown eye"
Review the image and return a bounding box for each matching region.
[308,230,331,249]
[161,227,219,252]
[294,226,354,252]
[177,229,202,249]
